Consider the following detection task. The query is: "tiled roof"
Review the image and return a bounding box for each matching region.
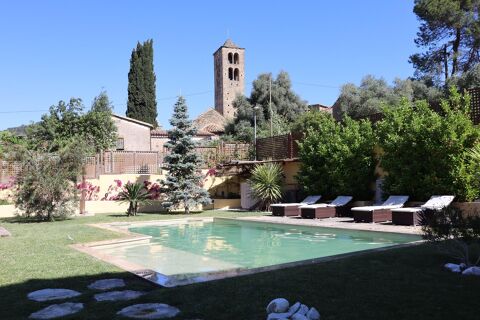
[223,38,239,48]
[112,114,154,128]
[151,128,214,137]
[193,108,226,134]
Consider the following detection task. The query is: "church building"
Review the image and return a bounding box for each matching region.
[150,39,245,151]
[193,39,245,134]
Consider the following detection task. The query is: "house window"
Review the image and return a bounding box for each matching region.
[116,137,125,150]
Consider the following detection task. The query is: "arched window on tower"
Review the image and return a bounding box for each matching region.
[228,68,233,80]
[234,68,239,81]
[234,53,239,64]
[228,53,233,64]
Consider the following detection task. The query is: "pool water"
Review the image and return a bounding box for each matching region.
[96,219,421,279]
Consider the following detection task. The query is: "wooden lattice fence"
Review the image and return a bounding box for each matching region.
[469,87,480,124]
[256,132,302,161]
[0,160,21,184]
[162,143,250,169]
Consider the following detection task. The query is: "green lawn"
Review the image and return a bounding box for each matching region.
[1,211,479,319]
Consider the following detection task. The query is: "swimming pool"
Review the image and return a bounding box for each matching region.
[90,218,421,286]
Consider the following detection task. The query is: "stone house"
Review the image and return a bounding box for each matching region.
[308,104,332,114]
[112,114,153,151]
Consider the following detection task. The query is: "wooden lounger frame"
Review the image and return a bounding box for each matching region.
[301,206,352,219]
[353,209,392,223]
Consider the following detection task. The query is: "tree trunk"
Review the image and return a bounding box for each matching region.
[127,202,133,216]
[185,204,190,215]
[443,44,449,81]
[451,28,461,77]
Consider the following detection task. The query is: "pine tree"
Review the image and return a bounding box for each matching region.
[126,39,158,127]
[161,97,211,214]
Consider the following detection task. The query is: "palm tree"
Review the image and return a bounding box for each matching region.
[117,182,151,216]
[248,163,283,211]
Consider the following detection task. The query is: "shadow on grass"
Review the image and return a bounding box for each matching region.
[105,211,204,218]
[2,244,480,320]
[0,272,174,320]
[0,216,77,224]
[0,245,480,320]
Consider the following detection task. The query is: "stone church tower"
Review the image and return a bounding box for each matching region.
[213,39,245,120]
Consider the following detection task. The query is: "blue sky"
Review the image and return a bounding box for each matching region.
[0,1,419,130]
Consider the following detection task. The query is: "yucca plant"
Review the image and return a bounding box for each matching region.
[468,143,480,183]
[248,163,283,211]
[469,143,480,163]
[117,182,151,216]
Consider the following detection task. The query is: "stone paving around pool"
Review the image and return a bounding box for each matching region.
[238,216,423,234]
[27,278,180,319]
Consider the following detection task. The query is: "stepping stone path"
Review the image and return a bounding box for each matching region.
[94,290,145,302]
[0,227,11,237]
[27,289,81,302]
[88,278,126,290]
[117,303,180,319]
[27,279,182,319]
[29,302,84,319]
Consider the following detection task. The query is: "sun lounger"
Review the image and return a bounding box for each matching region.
[270,195,322,217]
[300,196,353,219]
[391,195,455,226]
[352,195,409,223]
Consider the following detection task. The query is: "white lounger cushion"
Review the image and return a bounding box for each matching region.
[270,203,304,208]
[421,195,455,209]
[390,207,423,213]
[300,196,353,209]
[270,195,321,208]
[351,195,409,212]
[392,195,454,213]
[352,205,404,212]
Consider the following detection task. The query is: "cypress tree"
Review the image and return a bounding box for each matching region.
[162,97,211,214]
[126,39,158,127]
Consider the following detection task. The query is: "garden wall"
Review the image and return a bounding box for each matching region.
[85,200,169,214]
[202,198,242,210]
[0,205,15,218]
[86,170,235,199]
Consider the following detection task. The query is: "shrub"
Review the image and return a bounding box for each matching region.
[376,88,480,201]
[76,181,100,200]
[468,143,480,183]
[14,143,86,221]
[420,207,480,266]
[116,182,151,216]
[296,112,376,199]
[248,163,283,210]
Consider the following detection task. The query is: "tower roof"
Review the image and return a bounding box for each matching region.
[223,38,239,48]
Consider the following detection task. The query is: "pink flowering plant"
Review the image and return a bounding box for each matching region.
[0,176,15,190]
[102,179,163,201]
[0,177,15,204]
[76,181,100,200]
[101,179,123,200]
[143,180,162,200]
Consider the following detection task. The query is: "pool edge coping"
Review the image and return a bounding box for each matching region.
[71,216,425,288]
